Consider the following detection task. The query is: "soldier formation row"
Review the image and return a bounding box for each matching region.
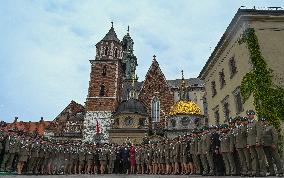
[0,110,283,176]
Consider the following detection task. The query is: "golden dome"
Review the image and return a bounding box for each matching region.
[169,100,202,116]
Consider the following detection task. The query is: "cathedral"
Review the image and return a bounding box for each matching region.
[21,23,207,143]
[82,23,206,144]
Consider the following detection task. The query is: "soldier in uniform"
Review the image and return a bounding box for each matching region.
[220,124,235,176]
[0,129,6,164]
[235,116,251,176]
[158,141,165,174]
[164,139,170,174]
[108,144,116,174]
[191,129,201,175]
[7,133,20,172]
[181,137,187,174]
[210,125,225,176]
[147,144,153,174]
[228,118,237,175]
[78,145,86,174]
[247,110,267,176]
[260,116,283,177]
[99,146,108,174]
[169,141,175,174]
[17,135,30,174]
[142,145,149,174]
[28,138,41,174]
[152,144,158,174]
[174,138,181,175]
[85,144,94,174]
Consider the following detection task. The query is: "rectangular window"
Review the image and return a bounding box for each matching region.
[229,56,237,78]
[219,69,226,89]
[214,110,220,125]
[223,102,230,121]
[221,95,230,121]
[211,81,217,97]
[233,87,243,114]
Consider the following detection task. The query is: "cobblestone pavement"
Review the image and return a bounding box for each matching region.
[0,175,279,178]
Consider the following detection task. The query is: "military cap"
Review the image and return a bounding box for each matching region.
[240,116,248,122]
[220,124,229,129]
[246,109,255,115]
[259,116,267,121]
[228,117,235,124]
[234,116,242,121]
[202,125,209,131]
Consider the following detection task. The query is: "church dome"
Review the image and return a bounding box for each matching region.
[114,99,147,116]
[169,100,202,116]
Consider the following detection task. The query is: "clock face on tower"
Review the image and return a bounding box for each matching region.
[124,117,134,126]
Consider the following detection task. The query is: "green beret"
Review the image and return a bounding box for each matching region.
[240,117,248,122]
[234,116,242,121]
[246,110,255,115]
[202,126,209,131]
[228,117,235,124]
[221,124,229,129]
[259,116,267,121]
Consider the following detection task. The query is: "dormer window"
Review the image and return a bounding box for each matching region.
[102,66,107,76]
[99,84,105,96]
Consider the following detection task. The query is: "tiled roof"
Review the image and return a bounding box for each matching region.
[5,120,51,136]
[167,78,204,88]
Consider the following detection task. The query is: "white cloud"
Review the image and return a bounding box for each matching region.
[0,0,283,121]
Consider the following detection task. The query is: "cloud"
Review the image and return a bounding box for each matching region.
[0,0,283,122]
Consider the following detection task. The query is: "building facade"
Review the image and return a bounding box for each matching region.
[83,24,206,143]
[199,9,284,125]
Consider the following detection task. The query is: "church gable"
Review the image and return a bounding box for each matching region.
[138,56,174,122]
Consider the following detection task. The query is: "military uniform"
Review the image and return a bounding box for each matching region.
[78,148,86,173]
[235,119,251,176]
[247,118,266,176]
[2,135,20,171]
[220,127,236,176]
[28,140,41,174]
[108,147,116,174]
[260,117,283,176]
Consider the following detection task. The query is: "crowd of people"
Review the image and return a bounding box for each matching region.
[0,110,283,176]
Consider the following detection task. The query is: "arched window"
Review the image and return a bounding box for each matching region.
[151,97,160,122]
[104,47,108,55]
[102,65,107,76]
[99,84,105,96]
[114,48,118,58]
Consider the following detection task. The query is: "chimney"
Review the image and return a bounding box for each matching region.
[13,117,18,123]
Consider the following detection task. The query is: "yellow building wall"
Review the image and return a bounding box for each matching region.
[205,19,284,125]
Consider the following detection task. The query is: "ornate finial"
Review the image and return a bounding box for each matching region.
[153,55,156,60]
[127,25,130,34]
[181,70,184,80]
[111,22,113,28]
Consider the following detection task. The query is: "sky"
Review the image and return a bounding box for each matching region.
[0,0,283,122]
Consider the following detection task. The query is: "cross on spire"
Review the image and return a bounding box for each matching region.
[111,21,113,28]
[153,55,156,60]
[127,25,130,33]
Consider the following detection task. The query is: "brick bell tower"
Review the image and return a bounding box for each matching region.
[84,22,123,143]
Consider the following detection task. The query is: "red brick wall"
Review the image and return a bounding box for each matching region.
[138,59,174,128]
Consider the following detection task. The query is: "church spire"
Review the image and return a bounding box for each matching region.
[101,22,120,43]
[121,25,138,82]
[179,70,189,101]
